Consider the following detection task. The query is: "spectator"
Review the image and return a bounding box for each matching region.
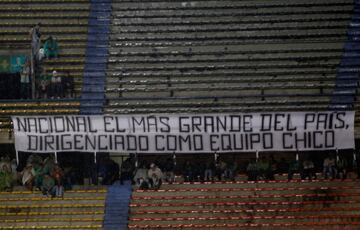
[43,36,59,59]
[246,159,258,181]
[148,163,162,189]
[277,158,289,174]
[183,160,194,182]
[51,165,64,198]
[29,23,41,61]
[336,156,347,179]
[120,157,134,185]
[51,164,64,185]
[163,158,175,183]
[41,174,55,197]
[50,70,62,98]
[133,163,149,189]
[0,164,13,191]
[204,160,215,181]
[268,155,277,180]
[224,160,237,181]
[257,157,270,180]
[323,155,336,179]
[302,158,316,180]
[33,163,45,190]
[288,159,300,180]
[20,59,31,99]
[21,163,35,191]
[10,159,18,182]
[37,68,49,98]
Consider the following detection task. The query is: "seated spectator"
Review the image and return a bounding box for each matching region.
[148,163,162,189]
[183,161,194,182]
[302,158,316,180]
[288,159,300,180]
[43,36,59,59]
[163,158,175,183]
[21,164,35,191]
[323,155,336,179]
[133,164,149,189]
[204,160,215,181]
[0,164,13,191]
[246,159,258,181]
[41,174,55,197]
[336,156,348,179]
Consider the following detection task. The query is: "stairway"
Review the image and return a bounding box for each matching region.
[330,0,360,109]
[103,181,132,230]
[80,0,111,114]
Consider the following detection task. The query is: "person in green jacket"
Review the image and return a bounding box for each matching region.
[0,164,13,191]
[43,36,58,59]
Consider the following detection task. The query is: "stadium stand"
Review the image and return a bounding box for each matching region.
[1,0,360,229]
[128,179,360,229]
[0,186,106,229]
[0,0,90,141]
[104,0,360,137]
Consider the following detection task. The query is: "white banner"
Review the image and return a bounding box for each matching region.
[11,111,355,153]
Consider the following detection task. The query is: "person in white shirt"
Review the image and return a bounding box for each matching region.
[147,163,163,189]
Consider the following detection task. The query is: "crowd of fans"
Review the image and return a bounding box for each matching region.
[246,154,349,181]
[0,153,357,193]
[18,23,74,99]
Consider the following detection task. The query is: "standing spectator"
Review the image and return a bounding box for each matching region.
[55,71,63,98]
[258,157,270,180]
[163,158,175,183]
[52,165,64,197]
[204,160,215,181]
[0,164,13,191]
[183,160,194,182]
[246,159,258,181]
[288,159,300,180]
[37,68,49,98]
[323,155,336,179]
[49,70,56,98]
[29,23,41,61]
[148,163,162,189]
[20,59,31,99]
[277,158,289,174]
[120,157,134,185]
[43,36,59,59]
[302,158,316,180]
[336,156,348,179]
